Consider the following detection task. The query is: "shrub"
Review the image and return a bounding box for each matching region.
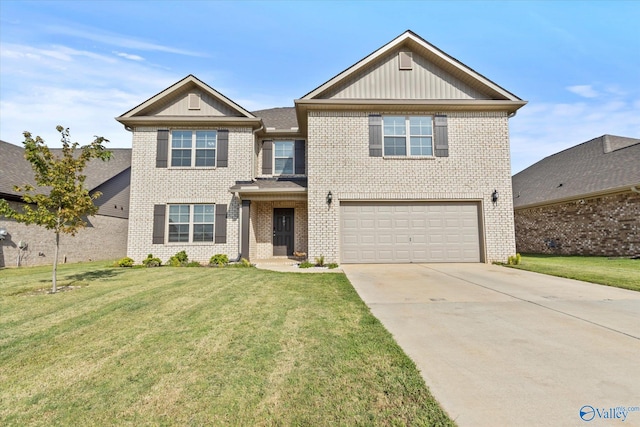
[228,258,253,268]
[314,256,325,267]
[209,254,229,267]
[327,263,339,269]
[299,261,314,268]
[507,253,522,266]
[168,250,189,267]
[142,254,162,267]
[117,257,135,267]
[186,261,202,267]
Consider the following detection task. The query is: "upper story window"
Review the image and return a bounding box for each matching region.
[168,204,215,243]
[171,130,217,167]
[383,116,433,156]
[274,141,294,175]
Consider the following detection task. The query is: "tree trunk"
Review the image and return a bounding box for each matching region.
[52,231,59,293]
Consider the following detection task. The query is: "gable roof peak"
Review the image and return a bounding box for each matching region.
[299,30,523,103]
[116,74,256,123]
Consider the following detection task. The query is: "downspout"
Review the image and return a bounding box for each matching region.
[631,185,640,194]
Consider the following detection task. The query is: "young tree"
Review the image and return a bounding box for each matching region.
[0,126,112,293]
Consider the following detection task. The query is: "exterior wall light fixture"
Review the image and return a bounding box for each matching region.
[326,191,333,205]
[491,189,499,204]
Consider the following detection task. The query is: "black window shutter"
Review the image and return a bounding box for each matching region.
[434,115,449,157]
[217,130,229,167]
[294,140,305,175]
[156,130,169,168]
[368,115,382,157]
[262,140,273,175]
[215,204,227,244]
[152,204,165,244]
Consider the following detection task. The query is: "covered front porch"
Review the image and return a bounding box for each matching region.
[230,178,308,262]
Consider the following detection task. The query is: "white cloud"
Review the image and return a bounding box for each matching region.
[46,25,208,57]
[566,84,599,98]
[510,96,640,174]
[0,41,179,148]
[114,51,145,61]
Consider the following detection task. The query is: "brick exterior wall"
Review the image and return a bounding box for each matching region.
[514,190,640,256]
[126,126,253,264]
[250,200,308,259]
[306,111,516,264]
[1,201,127,267]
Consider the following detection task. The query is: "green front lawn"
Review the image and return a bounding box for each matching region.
[0,263,454,426]
[508,254,640,292]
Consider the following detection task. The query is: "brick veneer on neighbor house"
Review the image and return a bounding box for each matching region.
[514,190,640,256]
[306,111,516,263]
[0,201,128,267]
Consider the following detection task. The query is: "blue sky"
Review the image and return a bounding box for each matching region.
[1,0,638,173]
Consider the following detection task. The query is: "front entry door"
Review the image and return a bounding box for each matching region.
[273,208,294,256]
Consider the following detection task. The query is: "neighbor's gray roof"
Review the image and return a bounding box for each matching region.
[512,135,640,209]
[252,107,298,130]
[0,140,131,199]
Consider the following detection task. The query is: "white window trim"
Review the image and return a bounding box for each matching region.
[169,130,217,169]
[382,116,434,158]
[273,140,295,176]
[167,203,216,244]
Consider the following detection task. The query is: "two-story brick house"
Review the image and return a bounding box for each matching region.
[117,30,526,264]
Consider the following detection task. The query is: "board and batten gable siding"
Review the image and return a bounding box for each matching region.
[150,88,247,117]
[306,110,515,264]
[318,48,491,100]
[127,126,254,263]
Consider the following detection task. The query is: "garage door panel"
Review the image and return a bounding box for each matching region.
[341,201,481,263]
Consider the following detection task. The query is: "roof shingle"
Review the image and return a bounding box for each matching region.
[0,140,131,199]
[512,135,640,208]
[252,107,298,130]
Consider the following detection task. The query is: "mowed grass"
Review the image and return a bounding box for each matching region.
[0,262,454,426]
[509,254,640,291]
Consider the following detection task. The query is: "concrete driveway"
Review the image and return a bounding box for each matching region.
[342,263,640,427]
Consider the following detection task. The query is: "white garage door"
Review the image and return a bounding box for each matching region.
[341,202,481,263]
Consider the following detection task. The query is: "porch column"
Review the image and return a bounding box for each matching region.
[241,200,251,260]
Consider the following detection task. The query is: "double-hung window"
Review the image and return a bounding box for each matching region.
[274,141,294,175]
[171,130,217,167]
[383,116,433,156]
[168,204,215,242]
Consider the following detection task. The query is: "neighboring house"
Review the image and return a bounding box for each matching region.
[512,135,640,256]
[117,30,526,265]
[0,140,131,267]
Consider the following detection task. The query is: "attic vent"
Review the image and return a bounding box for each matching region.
[188,93,201,110]
[399,51,413,70]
